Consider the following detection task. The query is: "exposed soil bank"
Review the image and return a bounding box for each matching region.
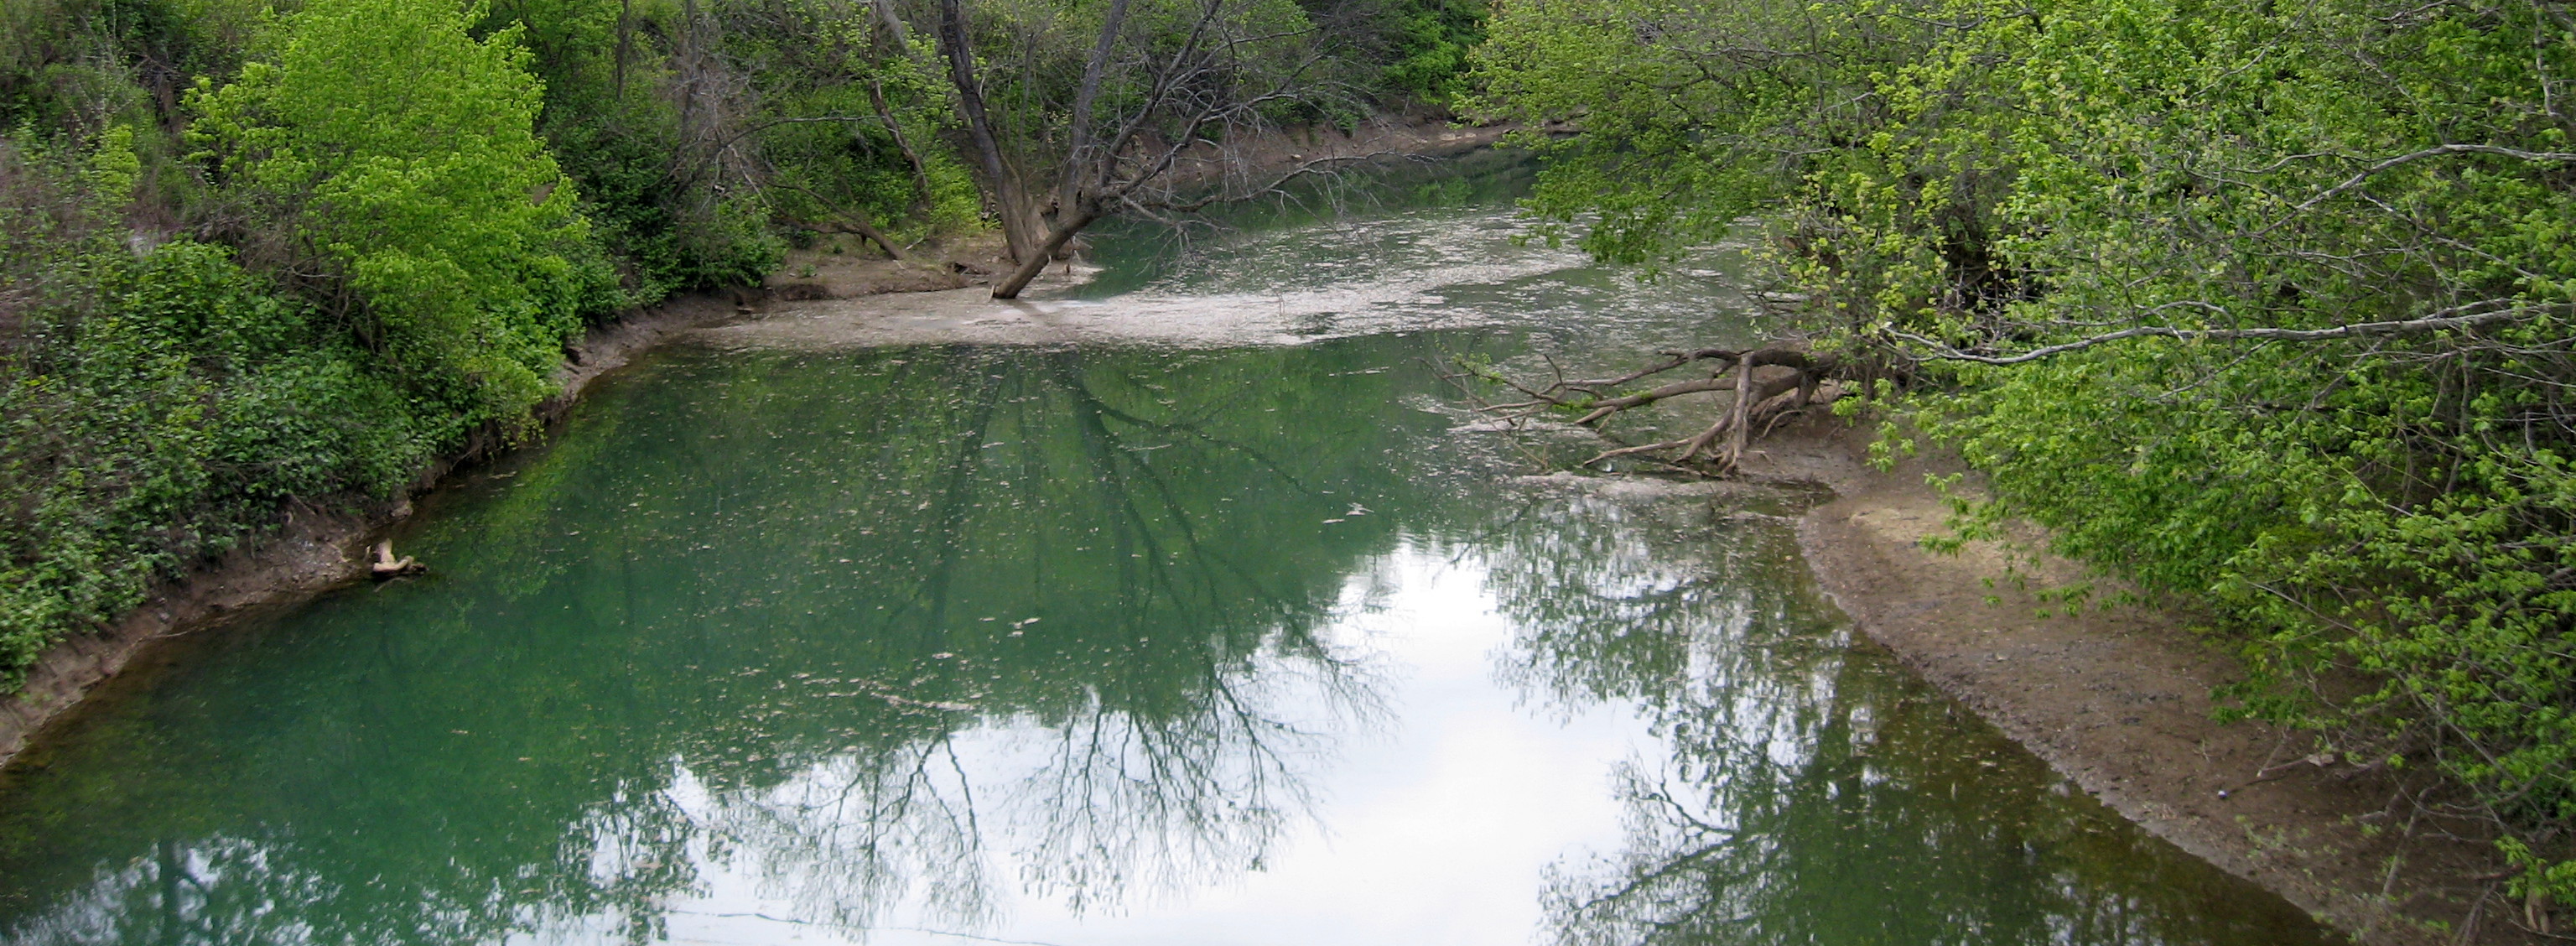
[1748,413,2523,945]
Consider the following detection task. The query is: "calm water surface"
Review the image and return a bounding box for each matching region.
[0,154,2337,945]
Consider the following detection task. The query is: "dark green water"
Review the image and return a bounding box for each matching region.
[0,154,2337,945]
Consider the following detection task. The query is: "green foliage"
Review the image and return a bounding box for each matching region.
[2,139,434,685]
[707,3,978,249]
[0,0,1490,719]
[0,0,652,689]
[479,0,789,299]
[1477,0,2576,886]
[1463,0,1884,269]
[1369,0,1490,102]
[186,0,620,430]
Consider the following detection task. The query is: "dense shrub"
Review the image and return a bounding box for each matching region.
[0,141,431,683]
[1,0,636,688]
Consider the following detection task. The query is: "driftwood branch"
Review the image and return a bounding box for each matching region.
[1572,377,1733,425]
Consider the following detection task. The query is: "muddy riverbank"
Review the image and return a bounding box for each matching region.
[1750,414,2521,945]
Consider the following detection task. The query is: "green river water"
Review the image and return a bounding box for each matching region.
[0,154,2338,945]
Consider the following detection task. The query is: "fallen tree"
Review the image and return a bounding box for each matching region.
[1462,343,1845,472]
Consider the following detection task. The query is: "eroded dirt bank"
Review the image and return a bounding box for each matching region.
[1749,414,2521,945]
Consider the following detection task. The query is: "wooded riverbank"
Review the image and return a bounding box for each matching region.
[0,191,2353,940]
[0,114,1516,771]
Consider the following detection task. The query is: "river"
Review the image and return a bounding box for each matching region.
[0,153,2338,945]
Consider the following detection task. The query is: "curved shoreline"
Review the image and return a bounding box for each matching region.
[2,325,2502,944]
[1753,415,2514,945]
[0,145,2496,940]
[0,116,1520,774]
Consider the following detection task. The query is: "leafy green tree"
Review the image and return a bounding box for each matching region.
[187,0,619,431]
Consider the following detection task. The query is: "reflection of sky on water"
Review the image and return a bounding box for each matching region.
[546,550,1652,946]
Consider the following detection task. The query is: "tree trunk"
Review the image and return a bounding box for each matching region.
[1723,351,1757,466]
[869,0,914,48]
[992,210,1098,299]
[614,0,633,99]
[933,0,1040,263]
[1057,0,1130,224]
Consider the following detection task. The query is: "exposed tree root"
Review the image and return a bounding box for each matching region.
[1459,343,1846,475]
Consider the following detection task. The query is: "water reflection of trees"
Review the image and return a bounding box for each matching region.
[1470,483,2334,946]
[0,338,1449,945]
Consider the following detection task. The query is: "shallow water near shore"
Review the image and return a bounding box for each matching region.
[0,152,2339,945]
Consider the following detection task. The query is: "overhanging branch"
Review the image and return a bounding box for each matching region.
[1889,300,2551,366]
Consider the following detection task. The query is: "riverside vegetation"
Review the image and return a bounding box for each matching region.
[6,0,2574,928]
[0,0,1481,688]
[1466,0,2576,918]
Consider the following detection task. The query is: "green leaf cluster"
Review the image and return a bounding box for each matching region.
[2,140,438,684]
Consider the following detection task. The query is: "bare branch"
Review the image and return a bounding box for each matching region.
[1889,300,2550,366]
[2277,143,2576,222]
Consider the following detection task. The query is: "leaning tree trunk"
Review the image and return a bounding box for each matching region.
[990,0,1129,300]
[821,214,905,261]
[992,209,1098,299]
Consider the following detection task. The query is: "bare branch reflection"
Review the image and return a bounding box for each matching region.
[1469,480,2334,946]
[0,340,1434,945]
